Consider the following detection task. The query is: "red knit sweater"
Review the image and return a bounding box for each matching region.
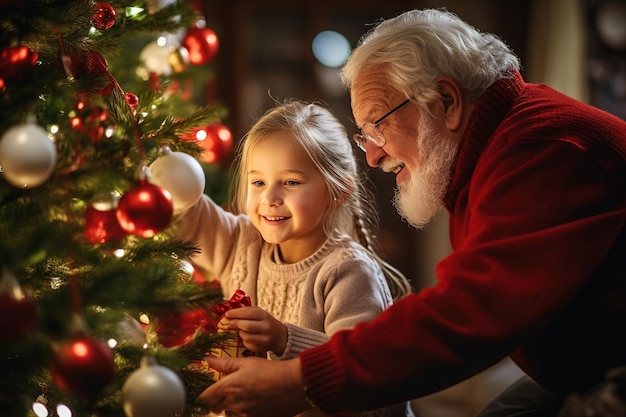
[300,71,626,413]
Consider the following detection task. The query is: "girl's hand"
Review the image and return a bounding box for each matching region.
[223,306,288,355]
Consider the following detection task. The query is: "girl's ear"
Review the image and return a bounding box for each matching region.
[332,191,350,207]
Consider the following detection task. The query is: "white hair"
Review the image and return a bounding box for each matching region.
[342,8,521,110]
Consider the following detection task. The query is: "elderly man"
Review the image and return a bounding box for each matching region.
[198,8,626,417]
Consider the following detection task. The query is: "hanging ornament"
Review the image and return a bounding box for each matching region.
[149,146,205,213]
[167,47,188,74]
[205,123,233,162]
[155,307,216,348]
[116,168,173,238]
[65,50,107,78]
[180,123,234,164]
[50,332,116,399]
[0,45,38,83]
[0,119,57,188]
[139,40,174,76]
[84,192,127,244]
[123,355,186,417]
[182,27,219,65]
[63,50,116,95]
[91,2,116,30]
[0,267,37,343]
[154,268,218,347]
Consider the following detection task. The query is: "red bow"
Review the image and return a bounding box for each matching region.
[210,289,251,318]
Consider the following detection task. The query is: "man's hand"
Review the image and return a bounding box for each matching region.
[198,356,311,417]
[222,306,288,355]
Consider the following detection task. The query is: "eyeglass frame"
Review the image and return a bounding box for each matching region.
[353,98,411,151]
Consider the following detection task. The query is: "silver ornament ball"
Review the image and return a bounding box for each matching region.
[0,121,57,188]
[123,356,186,417]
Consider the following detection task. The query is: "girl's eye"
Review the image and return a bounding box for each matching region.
[285,180,300,186]
[251,180,265,187]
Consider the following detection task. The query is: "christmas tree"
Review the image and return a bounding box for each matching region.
[0,1,236,416]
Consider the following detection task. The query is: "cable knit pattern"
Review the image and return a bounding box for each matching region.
[177,194,413,417]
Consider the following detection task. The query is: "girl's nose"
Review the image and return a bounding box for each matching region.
[261,186,283,206]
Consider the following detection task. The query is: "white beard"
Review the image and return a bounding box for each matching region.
[393,116,459,229]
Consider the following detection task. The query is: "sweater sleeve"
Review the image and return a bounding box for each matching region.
[270,322,329,360]
[176,194,249,280]
[300,140,626,413]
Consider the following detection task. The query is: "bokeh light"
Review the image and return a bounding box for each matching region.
[312,30,351,68]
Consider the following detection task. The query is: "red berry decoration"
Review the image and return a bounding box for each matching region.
[182,27,219,65]
[124,92,139,109]
[91,2,116,30]
[116,179,174,238]
[0,267,37,343]
[50,333,115,399]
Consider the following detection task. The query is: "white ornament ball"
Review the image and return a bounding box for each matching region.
[140,40,174,76]
[123,356,186,417]
[149,146,205,213]
[0,121,57,188]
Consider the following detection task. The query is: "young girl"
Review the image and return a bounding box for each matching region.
[177,100,413,417]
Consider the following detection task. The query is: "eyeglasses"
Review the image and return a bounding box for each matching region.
[353,98,411,152]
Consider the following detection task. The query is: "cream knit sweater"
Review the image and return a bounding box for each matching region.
[177,194,413,417]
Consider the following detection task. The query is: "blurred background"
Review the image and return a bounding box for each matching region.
[190,0,625,415]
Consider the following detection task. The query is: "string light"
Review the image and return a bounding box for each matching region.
[32,394,49,417]
[56,403,72,417]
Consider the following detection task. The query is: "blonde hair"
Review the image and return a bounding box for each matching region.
[230,100,411,300]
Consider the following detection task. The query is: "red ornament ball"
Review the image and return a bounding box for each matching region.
[180,122,233,163]
[116,180,173,238]
[84,199,127,244]
[202,123,233,163]
[64,50,115,95]
[0,293,37,343]
[66,50,108,78]
[182,27,219,65]
[91,2,116,30]
[155,308,217,348]
[50,334,115,399]
[0,45,38,82]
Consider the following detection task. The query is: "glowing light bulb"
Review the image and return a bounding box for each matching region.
[32,397,48,417]
[57,403,72,417]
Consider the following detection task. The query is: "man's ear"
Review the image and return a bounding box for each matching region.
[434,76,464,132]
